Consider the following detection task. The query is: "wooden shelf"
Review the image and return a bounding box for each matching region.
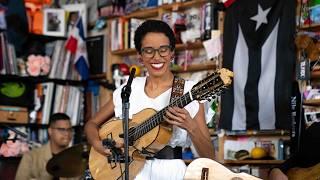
[217,129,290,137]
[298,23,320,32]
[176,41,203,51]
[112,48,137,56]
[311,71,320,79]
[0,123,83,128]
[111,41,204,56]
[124,8,159,19]
[171,61,216,73]
[0,74,85,86]
[222,159,285,165]
[29,33,67,42]
[124,0,207,19]
[162,0,208,11]
[303,99,320,106]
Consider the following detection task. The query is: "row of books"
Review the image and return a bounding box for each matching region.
[47,40,82,80]
[49,35,107,78]
[0,38,84,80]
[125,0,192,14]
[99,0,192,18]
[33,82,84,126]
[0,32,18,75]
[85,91,101,121]
[110,17,143,51]
[109,2,218,51]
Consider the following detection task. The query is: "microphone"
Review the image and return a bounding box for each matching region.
[126,67,136,88]
[121,67,136,102]
[4,125,28,138]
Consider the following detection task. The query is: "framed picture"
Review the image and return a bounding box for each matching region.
[43,8,66,37]
[63,3,87,37]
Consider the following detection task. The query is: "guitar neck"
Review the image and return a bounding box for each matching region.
[131,92,193,141]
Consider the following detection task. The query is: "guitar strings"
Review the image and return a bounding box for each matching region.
[131,75,224,139]
[129,80,223,140]
[130,93,191,140]
[131,81,223,140]
[128,79,224,141]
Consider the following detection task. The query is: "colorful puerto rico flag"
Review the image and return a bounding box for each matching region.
[219,0,296,130]
[65,17,89,80]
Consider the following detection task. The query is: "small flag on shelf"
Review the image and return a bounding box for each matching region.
[65,17,89,80]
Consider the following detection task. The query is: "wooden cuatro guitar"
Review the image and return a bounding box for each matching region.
[89,68,233,180]
[184,158,262,180]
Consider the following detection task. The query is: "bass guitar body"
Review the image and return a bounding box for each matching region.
[89,108,172,180]
[184,158,262,180]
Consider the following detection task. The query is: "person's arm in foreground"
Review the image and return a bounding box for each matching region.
[84,98,116,156]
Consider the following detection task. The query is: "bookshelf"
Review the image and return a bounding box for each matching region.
[303,99,320,106]
[171,61,216,73]
[298,23,320,32]
[311,70,320,79]
[111,41,204,56]
[0,74,86,144]
[0,74,85,87]
[122,0,208,19]
[215,130,290,178]
[104,0,220,85]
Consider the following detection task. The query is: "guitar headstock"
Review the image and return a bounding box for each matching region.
[191,68,233,101]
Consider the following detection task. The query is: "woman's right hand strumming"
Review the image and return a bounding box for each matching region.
[92,140,112,156]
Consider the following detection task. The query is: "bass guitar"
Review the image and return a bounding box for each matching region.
[89,68,233,180]
[184,158,262,180]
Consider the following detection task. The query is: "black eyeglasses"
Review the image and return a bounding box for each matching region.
[141,45,172,59]
[52,127,73,133]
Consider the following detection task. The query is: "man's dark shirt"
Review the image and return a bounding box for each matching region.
[279,122,320,173]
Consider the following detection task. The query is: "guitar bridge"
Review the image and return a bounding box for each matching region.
[107,154,133,170]
[102,137,129,168]
[139,147,155,160]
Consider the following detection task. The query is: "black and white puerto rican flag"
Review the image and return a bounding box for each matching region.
[219,0,296,130]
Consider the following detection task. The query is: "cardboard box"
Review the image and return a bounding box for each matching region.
[0,106,28,124]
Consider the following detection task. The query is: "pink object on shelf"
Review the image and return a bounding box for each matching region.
[26,54,51,76]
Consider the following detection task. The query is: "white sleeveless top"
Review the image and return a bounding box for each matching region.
[113,76,200,179]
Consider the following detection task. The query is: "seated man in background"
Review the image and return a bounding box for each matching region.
[15,113,78,180]
[269,121,320,180]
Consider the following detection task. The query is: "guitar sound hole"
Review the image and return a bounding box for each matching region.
[230,177,244,180]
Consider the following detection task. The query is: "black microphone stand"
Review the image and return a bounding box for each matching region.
[121,68,135,180]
